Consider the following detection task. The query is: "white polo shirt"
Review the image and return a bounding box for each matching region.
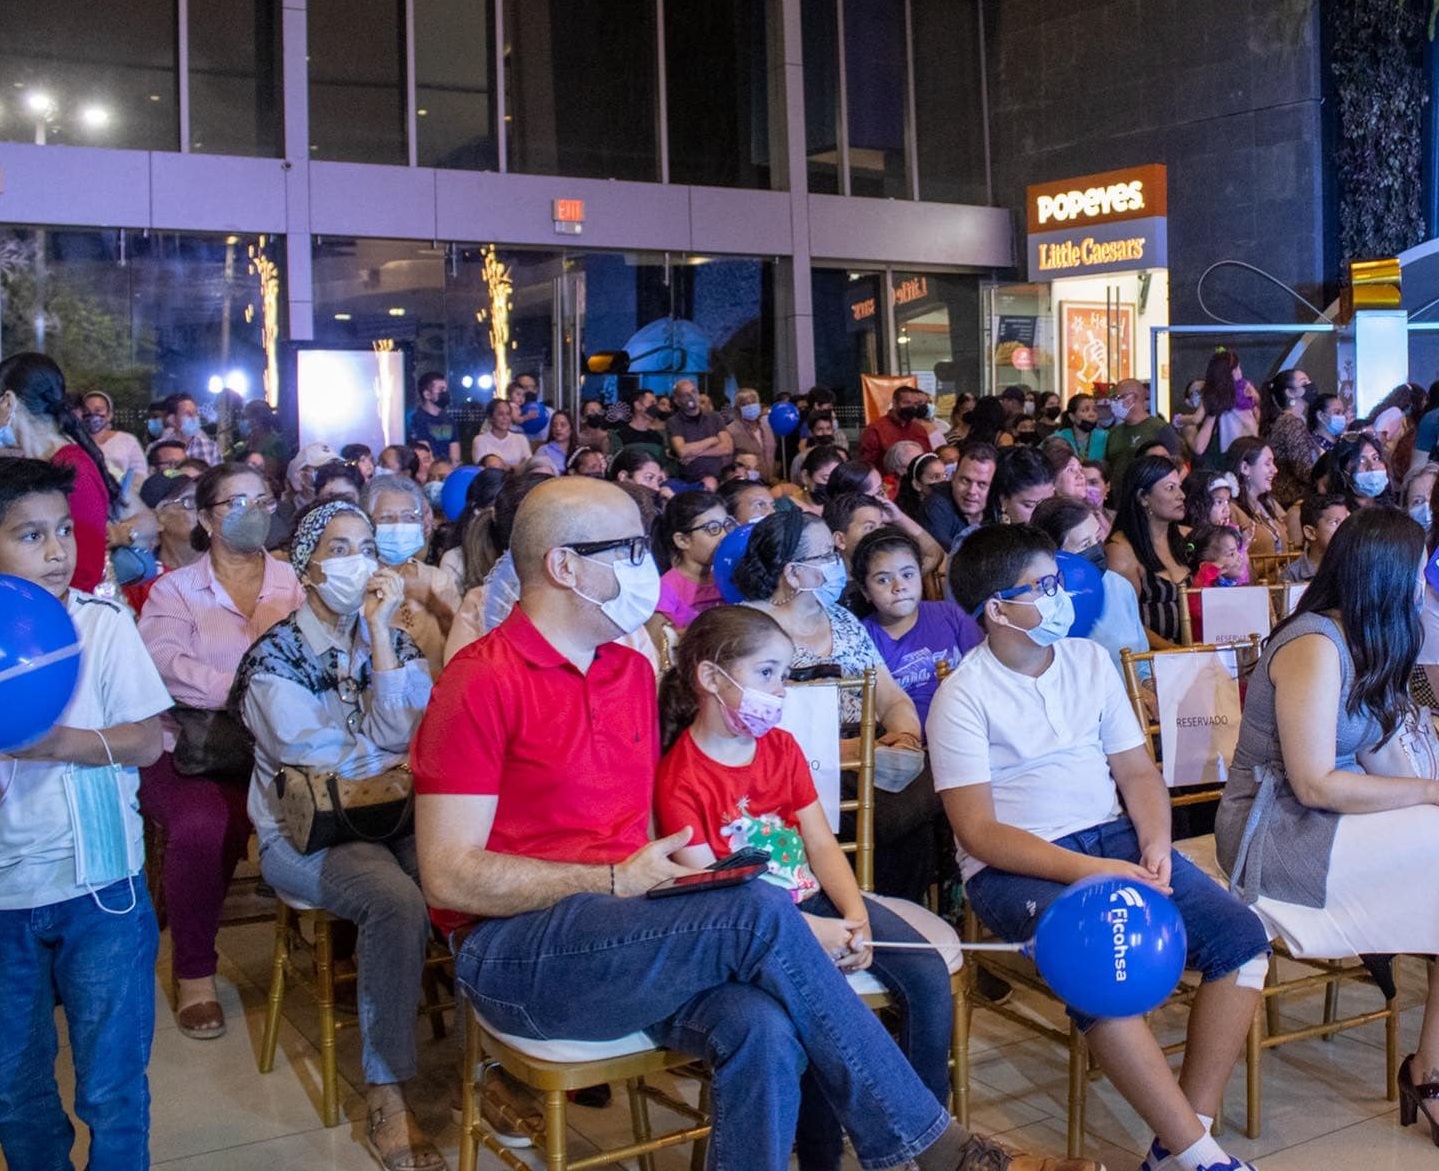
[926,636,1144,879]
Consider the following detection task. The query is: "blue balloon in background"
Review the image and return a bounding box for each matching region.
[769,402,800,437]
[519,402,551,435]
[713,522,756,603]
[440,465,480,522]
[1030,875,1187,1019]
[0,574,82,753]
[1054,549,1103,639]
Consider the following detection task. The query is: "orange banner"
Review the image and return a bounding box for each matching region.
[861,375,917,426]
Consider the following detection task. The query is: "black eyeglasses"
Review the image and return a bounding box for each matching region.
[792,549,841,567]
[685,517,738,538]
[212,493,277,513]
[566,535,650,566]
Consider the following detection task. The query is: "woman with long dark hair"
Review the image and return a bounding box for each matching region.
[1104,455,1191,647]
[1327,431,1395,512]
[0,352,123,591]
[1183,349,1258,470]
[1227,437,1286,559]
[896,451,945,521]
[1265,369,1320,506]
[1215,508,1439,1144]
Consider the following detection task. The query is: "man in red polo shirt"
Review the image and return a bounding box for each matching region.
[412,478,1090,1171]
[858,384,934,472]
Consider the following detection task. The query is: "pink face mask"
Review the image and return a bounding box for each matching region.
[715,667,785,738]
[1084,485,1105,509]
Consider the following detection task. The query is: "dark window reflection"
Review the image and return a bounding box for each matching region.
[189,0,282,157]
[309,0,407,164]
[416,0,498,170]
[802,0,840,194]
[0,0,179,151]
[844,0,906,198]
[506,0,659,182]
[666,0,770,189]
[912,0,987,205]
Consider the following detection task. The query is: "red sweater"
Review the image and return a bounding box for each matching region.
[51,445,109,593]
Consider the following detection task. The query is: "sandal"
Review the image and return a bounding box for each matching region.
[365,1106,447,1171]
[176,1000,226,1040]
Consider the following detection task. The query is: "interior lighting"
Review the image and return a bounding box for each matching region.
[80,105,109,129]
[478,373,494,390]
[207,375,224,394]
[227,370,249,396]
[333,313,352,321]
[387,307,406,317]
[25,92,54,116]
[460,375,474,388]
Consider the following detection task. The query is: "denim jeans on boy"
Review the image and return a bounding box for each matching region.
[793,890,953,1171]
[258,832,431,1086]
[0,879,159,1171]
[456,880,951,1171]
[965,816,1270,1030]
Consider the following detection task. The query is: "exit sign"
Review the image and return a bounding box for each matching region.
[553,199,584,234]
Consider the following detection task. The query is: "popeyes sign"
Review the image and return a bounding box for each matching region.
[1026,165,1168,280]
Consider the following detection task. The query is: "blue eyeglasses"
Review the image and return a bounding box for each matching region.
[972,571,1066,617]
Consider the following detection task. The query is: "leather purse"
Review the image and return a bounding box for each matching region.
[274,763,414,855]
[171,706,255,783]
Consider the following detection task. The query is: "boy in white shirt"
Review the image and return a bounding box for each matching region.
[929,523,1269,1171]
[0,459,172,1170]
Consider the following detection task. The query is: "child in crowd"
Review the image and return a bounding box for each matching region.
[1185,523,1247,642]
[822,492,886,571]
[655,604,952,1171]
[652,490,734,630]
[933,523,1269,1171]
[718,476,776,526]
[849,526,982,726]
[1282,493,1349,584]
[0,459,172,1169]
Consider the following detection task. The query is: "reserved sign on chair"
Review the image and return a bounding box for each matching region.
[779,683,843,831]
[1153,650,1243,788]
[1199,586,1273,645]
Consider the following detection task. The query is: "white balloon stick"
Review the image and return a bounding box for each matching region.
[856,939,1028,952]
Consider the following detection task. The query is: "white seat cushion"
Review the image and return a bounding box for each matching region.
[478,1015,659,1063]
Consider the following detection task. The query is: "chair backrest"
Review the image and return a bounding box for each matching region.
[1177,583,1289,646]
[784,669,878,891]
[1120,636,1261,806]
[1249,549,1302,585]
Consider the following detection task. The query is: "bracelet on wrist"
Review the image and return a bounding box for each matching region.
[609,863,616,896]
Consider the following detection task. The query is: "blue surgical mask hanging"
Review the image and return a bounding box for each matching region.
[62,730,140,914]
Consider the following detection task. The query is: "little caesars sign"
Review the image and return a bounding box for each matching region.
[1026,165,1168,280]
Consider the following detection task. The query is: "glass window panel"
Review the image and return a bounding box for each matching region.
[665,0,770,189]
[308,0,406,164]
[0,1,178,151]
[912,0,986,205]
[188,0,282,157]
[843,0,907,198]
[415,0,498,170]
[811,267,887,420]
[892,271,979,407]
[505,0,659,182]
[0,225,282,424]
[801,0,840,194]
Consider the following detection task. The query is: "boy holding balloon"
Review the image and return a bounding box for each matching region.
[0,459,171,1169]
[931,523,1270,1171]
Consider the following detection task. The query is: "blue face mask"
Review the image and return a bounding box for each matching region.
[740,402,762,422]
[800,557,848,608]
[62,744,141,913]
[1353,469,1389,498]
[374,522,426,566]
[1323,414,1346,438]
[423,480,445,508]
[1411,501,1433,531]
[0,421,14,449]
[179,415,201,438]
[147,417,164,439]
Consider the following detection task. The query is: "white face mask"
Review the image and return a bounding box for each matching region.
[1004,587,1075,647]
[312,553,378,615]
[573,553,662,635]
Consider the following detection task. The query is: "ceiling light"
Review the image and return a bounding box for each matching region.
[387,307,406,317]
[79,105,109,129]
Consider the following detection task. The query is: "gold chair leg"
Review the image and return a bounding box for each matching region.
[421,963,447,1041]
[628,1076,656,1171]
[1264,955,1281,1038]
[1066,1022,1085,1159]
[258,904,291,1074]
[1246,1001,1262,1140]
[1323,974,1340,1035]
[952,970,970,1127]
[457,1002,481,1171]
[314,914,340,1128]
[690,1077,712,1171]
[543,1089,568,1171]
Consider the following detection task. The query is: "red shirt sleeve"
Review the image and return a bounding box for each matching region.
[655,735,711,846]
[52,445,109,593]
[857,424,883,470]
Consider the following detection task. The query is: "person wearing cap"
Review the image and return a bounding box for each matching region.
[278,440,339,528]
[1104,379,1181,495]
[81,391,147,486]
[122,470,203,613]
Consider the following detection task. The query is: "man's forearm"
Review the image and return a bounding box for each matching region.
[421,847,611,918]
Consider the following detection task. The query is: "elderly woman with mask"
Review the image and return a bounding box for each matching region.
[361,474,460,677]
[724,387,776,479]
[233,500,441,1171]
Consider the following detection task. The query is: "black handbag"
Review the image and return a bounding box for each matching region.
[274,764,414,854]
[170,705,255,783]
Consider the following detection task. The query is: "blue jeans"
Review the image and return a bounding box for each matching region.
[794,891,952,1171]
[965,817,1270,1030]
[259,832,431,1085]
[0,879,159,1171]
[456,881,951,1171]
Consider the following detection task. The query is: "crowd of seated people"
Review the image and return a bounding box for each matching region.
[10,351,1439,1171]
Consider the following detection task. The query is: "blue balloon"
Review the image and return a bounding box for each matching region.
[0,574,81,753]
[769,402,800,437]
[1031,875,1187,1019]
[713,522,757,603]
[440,465,481,522]
[1055,549,1103,639]
[519,402,551,435]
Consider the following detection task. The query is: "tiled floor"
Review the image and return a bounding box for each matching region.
[8,910,1439,1171]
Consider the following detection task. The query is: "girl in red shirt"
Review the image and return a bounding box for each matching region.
[655,604,952,1171]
